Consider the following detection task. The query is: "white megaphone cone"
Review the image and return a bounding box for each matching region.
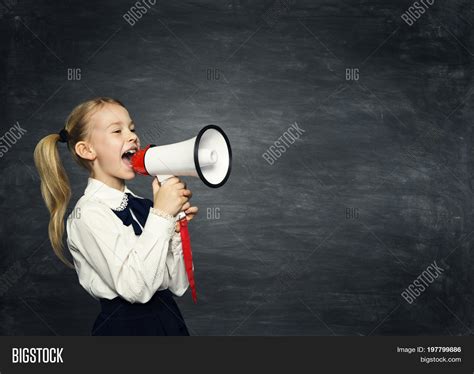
[131,124,232,189]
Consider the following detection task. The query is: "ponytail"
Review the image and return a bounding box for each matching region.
[33,97,125,268]
[34,133,73,268]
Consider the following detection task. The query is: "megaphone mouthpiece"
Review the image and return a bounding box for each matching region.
[131,144,153,176]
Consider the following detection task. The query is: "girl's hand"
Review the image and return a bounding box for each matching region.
[152,177,191,217]
[175,202,199,233]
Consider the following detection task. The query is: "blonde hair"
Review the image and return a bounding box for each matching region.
[34,97,125,268]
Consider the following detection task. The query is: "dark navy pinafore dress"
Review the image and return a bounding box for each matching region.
[91,193,190,336]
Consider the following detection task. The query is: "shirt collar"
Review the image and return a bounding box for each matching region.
[84,177,140,210]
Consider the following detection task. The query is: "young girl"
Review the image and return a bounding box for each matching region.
[33,97,198,336]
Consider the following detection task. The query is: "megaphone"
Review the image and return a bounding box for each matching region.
[131,124,232,188]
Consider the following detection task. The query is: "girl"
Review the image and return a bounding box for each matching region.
[33,97,198,336]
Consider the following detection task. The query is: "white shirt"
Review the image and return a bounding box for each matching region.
[66,177,189,304]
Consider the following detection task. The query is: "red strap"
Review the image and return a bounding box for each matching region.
[179,218,197,303]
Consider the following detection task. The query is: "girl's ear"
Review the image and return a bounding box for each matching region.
[75,141,96,161]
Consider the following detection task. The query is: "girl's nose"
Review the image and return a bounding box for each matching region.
[127,130,138,142]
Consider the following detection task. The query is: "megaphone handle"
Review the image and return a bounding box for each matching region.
[157,174,174,184]
[156,175,187,221]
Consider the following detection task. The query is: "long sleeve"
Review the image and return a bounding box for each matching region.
[165,232,189,296]
[67,202,176,304]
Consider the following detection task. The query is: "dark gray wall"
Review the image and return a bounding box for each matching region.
[1,0,473,335]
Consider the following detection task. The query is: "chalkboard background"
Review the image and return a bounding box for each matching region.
[1,0,473,335]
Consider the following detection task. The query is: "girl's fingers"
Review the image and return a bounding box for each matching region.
[182,189,192,198]
[185,206,198,214]
[182,202,191,211]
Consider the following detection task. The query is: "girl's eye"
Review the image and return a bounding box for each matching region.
[112,128,135,133]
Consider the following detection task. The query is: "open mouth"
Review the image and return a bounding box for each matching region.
[121,149,137,168]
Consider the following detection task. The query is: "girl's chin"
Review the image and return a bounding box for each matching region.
[123,173,136,180]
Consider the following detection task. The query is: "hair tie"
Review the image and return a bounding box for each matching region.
[58,128,69,143]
